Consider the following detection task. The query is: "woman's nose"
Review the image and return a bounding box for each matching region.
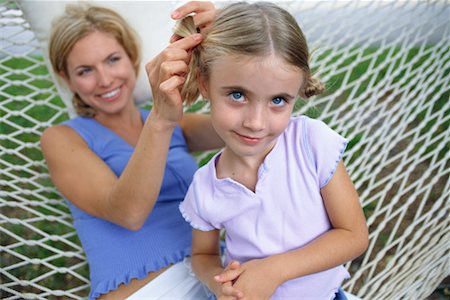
[97,68,113,87]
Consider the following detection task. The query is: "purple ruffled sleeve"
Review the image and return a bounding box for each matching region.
[304,118,348,189]
[179,179,216,231]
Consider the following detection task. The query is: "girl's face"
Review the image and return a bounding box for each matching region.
[200,54,305,161]
[63,31,136,117]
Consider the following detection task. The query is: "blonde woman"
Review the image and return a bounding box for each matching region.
[41,2,222,299]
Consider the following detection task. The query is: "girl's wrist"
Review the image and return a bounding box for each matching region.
[263,255,290,286]
[209,268,226,297]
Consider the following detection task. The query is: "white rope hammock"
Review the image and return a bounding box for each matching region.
[1,1,449,299]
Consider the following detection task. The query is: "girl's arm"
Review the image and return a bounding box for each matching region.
[191,229,223,295]
[273,160,369,280]
[191,229,243,299]
[216,161,368,297]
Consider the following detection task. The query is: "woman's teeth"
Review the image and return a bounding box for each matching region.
[101,88,120,99]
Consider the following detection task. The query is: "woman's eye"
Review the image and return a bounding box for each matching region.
[77,68,92,76]
[271,97,286,107]
[108,56,120,64]
[229,91,245,102]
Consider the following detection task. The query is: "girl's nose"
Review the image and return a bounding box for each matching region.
[243,105,266,131]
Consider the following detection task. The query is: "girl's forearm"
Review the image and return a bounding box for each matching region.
[192,254,224,296]
[269,227,368,284]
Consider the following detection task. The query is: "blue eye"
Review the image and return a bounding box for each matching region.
[108,56,120,64]
[271,97,286,107]
[77,67,92,76]
[229,91,245,102]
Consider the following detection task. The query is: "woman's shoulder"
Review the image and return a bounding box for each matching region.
[41,123,87,149]
[40,124,89,164]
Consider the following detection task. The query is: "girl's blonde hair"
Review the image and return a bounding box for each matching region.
[49,4,141,117]
[174,1,324,105]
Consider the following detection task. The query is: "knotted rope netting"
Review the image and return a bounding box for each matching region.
[1,1,449,299]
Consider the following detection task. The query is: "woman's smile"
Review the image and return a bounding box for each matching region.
[98,85,122,102]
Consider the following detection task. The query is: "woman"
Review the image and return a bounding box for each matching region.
[40,2,222,299]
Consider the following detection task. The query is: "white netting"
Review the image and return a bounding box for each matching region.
[1,1,449,299]
[0,1,89,299]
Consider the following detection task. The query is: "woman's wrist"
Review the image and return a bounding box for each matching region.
[147,110,179,132]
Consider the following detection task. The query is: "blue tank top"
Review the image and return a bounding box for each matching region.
[62,109,198,300]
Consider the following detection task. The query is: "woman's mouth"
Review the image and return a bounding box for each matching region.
[100,86,121,100]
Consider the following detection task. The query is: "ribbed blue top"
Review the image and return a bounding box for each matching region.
[62,109,198,299]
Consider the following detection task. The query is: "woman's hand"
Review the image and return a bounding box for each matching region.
[145,1,216,128]
[170,1,216,42]
[145,33,203,127]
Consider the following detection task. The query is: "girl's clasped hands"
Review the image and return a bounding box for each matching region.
[215,260,280,300]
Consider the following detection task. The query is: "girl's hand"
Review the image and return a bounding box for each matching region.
[170,1,216,42]
[145,33,203,127]
[215,261,244,299]
[217,258,281,300]
[215,260,243,284]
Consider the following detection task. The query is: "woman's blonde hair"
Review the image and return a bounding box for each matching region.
[48,4,141,117]
[174,1,324,104]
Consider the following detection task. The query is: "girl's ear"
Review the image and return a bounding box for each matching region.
[197,74,210,100]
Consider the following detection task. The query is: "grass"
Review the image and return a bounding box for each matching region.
[1,44,449,298]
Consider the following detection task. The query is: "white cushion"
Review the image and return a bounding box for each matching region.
[18,0,179,113]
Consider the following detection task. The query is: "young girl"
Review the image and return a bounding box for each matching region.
[177,2,369,299]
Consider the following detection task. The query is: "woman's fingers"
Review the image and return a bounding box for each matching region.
[192,8,216,29]
[158,75,185,97]
[170,33,203,50]
[159,60,189,79]
[170,1,216,42]
[146,34,201,85]
[171,1,215,24]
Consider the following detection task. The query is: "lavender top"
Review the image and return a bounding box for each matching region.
[180,116,350,300]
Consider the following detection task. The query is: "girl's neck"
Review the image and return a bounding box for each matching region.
[216,147,268,192]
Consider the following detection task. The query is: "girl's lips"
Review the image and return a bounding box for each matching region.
[236,132,262,145]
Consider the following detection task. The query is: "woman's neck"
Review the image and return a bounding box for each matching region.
[95,105,143,146]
